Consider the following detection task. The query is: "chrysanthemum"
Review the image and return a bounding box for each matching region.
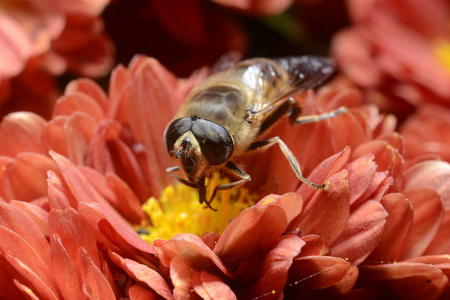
[0,55,448,299]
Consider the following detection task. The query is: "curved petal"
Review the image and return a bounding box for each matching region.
[398,188,445,260]
[425,209,450,255]
[358,262,448,300]
[0,112,47,157]
[331,200,388,265]
[194,271,237,300]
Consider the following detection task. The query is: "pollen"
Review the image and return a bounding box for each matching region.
[433,38,450,72]
[139,173,256,242]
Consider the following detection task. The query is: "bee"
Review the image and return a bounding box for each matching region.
[164,56,347,210]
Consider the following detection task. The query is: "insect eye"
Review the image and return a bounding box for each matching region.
[164,118,192,154]
[191,119,234,166]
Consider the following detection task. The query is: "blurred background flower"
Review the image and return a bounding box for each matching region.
[0,0,449,299]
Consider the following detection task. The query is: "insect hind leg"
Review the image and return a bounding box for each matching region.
[247,137,329,191]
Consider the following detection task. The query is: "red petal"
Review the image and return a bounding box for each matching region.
[292,170,350,245]
[398,188,445,260]
[107,65,131,120]
[425,209,450,255]
[255,193,303,225]
[0,112,47,157]
[369,193,413,262]
[49,236,82,300]
[298,235,330,257]
[47,170,77,210]
[327,266,359,294]
[288,256,351,290]
[403,160,450,206]
[109,251,174,300]
[53,91,105,121]
[10,200,49,237]
[155,233,233,278]
[331,200,388,265]
[42,116,69,157]
[198,271,237,300]
[169,256,198,299]
[345,154,377,207]
[297,147,351,205]
[3,153,58,201]
[64,112,97,165]
[65,78,108,112]
[359,262,448,299]
[129,284,161,300]
[6,255,59,300]
[79,248,116,300]
[238,235,304,300]
[48,208,101,269]
[213,202,288,270]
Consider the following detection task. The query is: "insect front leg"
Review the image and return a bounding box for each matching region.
[293,106,348,125]
[166,166,198,188]
[247,137,329,191]
[199,162,251,211]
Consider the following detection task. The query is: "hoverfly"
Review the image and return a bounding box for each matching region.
[164,56,346,210]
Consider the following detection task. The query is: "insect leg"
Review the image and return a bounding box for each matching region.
[294,106,348,125]
[247,137,329,190]
[257,97,302,136]
[166,166,198,188]
[201,162,251,211]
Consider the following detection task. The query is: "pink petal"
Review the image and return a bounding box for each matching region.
[331,200,388,265]
[109,251,174,300]
[79,248,116,300]
[292,170,350,245]
[79,201,156,255]
[213,201,289,270]
[0,203,50,263]
[47,170,77,210]
[64,112,98,165]
[196,271,237,300]
[42,116,69,157]
[398,188,445,260]
[154,233,233,278]
[425,209,450,255]
[345,154,377,206]
[129,284,161,300]
[255,192,303,225]
[359,262,448,299]
[49,236,82,300]
[297,147,351,205]
[0,112,47,157]
[48,208,101,269]
[369,193,413,262]
[53,91,106,121]
[3,153,58,201]
[10,200,49,237]
[65,78,108,112]
[238,235,304,300]
[403,160,450,206]
[5,255,59,300]
[327,266,359,294]
[169,256,198,299]
[355,171,392,204]
[298,235,330,257]
[288,256,351,290]
[107,64,131,120]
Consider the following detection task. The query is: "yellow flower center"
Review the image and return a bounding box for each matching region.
[139,173,256,242]
[433,38,450,72]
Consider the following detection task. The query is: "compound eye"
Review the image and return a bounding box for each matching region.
[191,119,234,166]
[164,118,192,154]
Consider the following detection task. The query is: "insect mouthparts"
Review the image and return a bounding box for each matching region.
[191,115,200,120]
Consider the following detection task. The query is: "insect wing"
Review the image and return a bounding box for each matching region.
[274,56,335,99]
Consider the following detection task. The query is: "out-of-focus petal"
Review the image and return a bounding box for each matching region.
[211,0,293,16]
[358,262,448,300]
[0,112,47,157]
[2,153,58,201]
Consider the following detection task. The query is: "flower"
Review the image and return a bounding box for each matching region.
[0,0,113,118]
[400,104,450,162]
[331,0,450,116]
[0,55,449,299]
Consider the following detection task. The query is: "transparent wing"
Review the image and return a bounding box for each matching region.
[252,56,335,115]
